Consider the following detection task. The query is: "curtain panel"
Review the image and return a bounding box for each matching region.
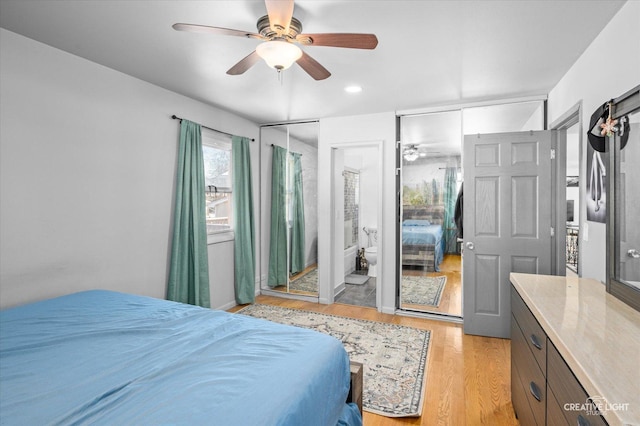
[232,136,255,304]
[289,152,305,274]
[268,145,288,287]
[443,167,458,254]
[167,120,211,308]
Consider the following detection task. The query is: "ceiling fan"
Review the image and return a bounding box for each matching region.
[403,144,436,162]
[172,0,378,80]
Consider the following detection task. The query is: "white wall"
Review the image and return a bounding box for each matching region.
[0,29,260,309]
[547,1,640,283]
[319,112,396,313]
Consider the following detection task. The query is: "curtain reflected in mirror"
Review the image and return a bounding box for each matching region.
[260,123,318,297]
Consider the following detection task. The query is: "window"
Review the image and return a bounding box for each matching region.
[202,129,232,234]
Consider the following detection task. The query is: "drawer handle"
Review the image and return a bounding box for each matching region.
[529,381,542,402]
[529,334,542,350]
[577,414,590,426]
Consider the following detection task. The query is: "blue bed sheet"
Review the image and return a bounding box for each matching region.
[402,223,445,271]
[0,290,360,426]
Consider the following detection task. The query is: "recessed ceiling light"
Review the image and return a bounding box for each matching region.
[344,85,362,93]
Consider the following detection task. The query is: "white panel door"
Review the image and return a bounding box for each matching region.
[463,131,553,338]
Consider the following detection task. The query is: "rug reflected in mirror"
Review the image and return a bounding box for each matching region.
[289,268,318,294]
[401,275,447,307]
[237,304,431,417]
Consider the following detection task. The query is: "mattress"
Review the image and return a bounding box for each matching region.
[402,222,445,271]
[402,222,443,246]
[0,290,359,425]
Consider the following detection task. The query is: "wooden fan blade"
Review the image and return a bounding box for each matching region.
[227,51,261,75]
[296,33,378,49]
[296,51,330,81]
[265,0,294,33]
[173,23,263,40]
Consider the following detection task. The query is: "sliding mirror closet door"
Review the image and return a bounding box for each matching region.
[400,111,462,316]
[260,122,319,298]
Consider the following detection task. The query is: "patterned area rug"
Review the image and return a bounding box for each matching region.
[401,275,447,306]
[237,304,431,417]
[289,268,318,293]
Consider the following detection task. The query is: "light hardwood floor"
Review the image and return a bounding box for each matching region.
[230,294,518,426]
[402,254,462,316]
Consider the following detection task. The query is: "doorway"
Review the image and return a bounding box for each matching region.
[550,103,582,277]
[330,143,383,309]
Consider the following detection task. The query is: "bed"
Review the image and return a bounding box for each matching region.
[0,290,362,426]
[402,205,446,272]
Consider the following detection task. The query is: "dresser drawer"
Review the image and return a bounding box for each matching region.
[511,287,546,373]
[511,316,546,425]
[547,341,608,426]
[512,358,537,426]
[547,386,571,426]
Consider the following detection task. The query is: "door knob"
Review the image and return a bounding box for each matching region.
[466,242,475,250]
[628,249,640,259]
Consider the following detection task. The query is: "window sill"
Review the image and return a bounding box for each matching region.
[207,230,234,245]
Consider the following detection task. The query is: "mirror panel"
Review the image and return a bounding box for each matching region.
[615,109,640,290]
[608,85,640,312]
[400,110,462,315]
[260,122,319,297]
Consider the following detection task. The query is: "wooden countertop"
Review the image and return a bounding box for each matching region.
[510,273,640,426]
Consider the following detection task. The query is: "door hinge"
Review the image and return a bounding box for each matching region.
[551,226,555,237]
[550,149,556,160]
[395,167,401,176]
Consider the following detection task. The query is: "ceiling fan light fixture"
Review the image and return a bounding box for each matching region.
[256,40,302,71]
[403,144,421,162]
[404,152,419,162]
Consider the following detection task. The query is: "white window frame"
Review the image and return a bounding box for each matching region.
[202,129,233,239]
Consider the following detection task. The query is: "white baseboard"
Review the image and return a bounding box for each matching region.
[215,300,238,311]
[380,306,396,315]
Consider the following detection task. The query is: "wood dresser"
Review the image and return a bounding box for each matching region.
[510,273,639,426]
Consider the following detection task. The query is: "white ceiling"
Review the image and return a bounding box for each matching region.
[0,0,625,126]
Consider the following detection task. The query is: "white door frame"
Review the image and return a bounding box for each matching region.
[550,102,582,276]
[323,140,384,311]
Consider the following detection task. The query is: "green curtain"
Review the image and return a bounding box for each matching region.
[289,152,305,274]
[268,145,288,287]
[443,167,458,254]
[232,136,255,304]
[167,120,210,308]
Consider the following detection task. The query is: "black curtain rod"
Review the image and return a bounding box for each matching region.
[269,144,302,156]
[171,115,255,142]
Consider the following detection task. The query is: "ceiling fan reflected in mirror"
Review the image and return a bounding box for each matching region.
[403,144,437,162]
[172,0,378,80]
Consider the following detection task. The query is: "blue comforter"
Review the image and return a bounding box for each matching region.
[0,290,360,426]
[402,222,445,271]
